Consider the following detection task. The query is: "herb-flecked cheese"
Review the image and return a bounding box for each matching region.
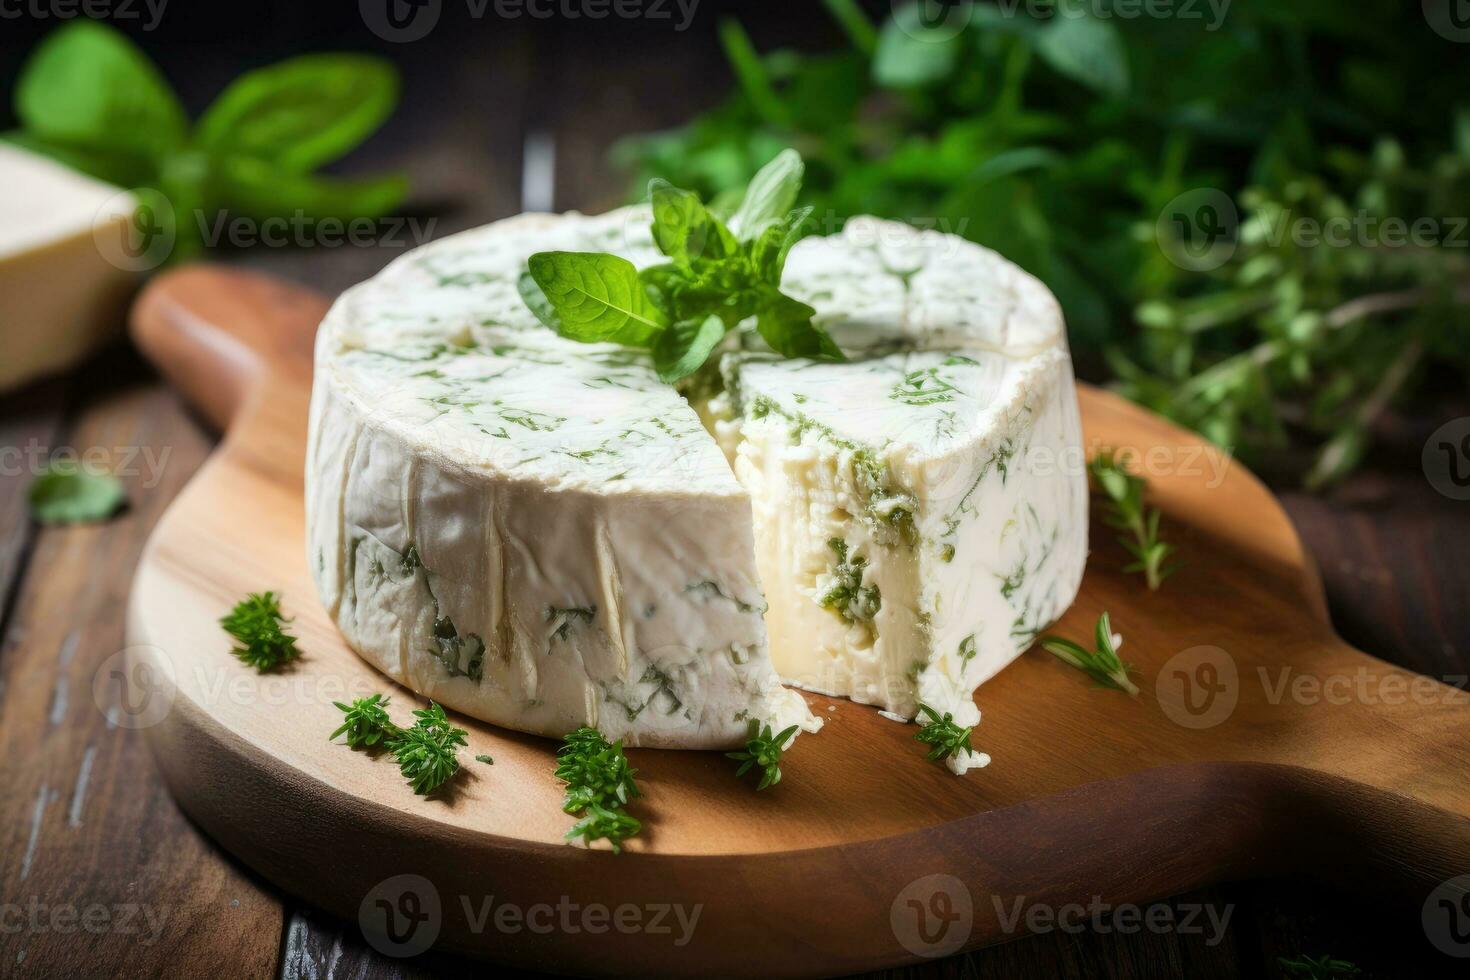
[716,217,1088,731]
[307,210,1086,749]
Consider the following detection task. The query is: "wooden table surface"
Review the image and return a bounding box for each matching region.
[2,17,1467,980]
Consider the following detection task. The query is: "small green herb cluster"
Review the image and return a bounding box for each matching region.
[5,21,405,261]
[1088,451,1177,591]
[818,538,881,624]
[520,149,843,383]
[329,695,469,796]
[554,727,643,852]
[1041,612,1139,696]
[220,592,301,672]
[913,704,975,765]
[726,720,799,791]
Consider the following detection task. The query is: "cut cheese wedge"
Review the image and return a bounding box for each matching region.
[307,209,1087,749]
[0,143,137,392]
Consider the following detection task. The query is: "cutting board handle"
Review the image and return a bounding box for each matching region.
[131,264,327,431]
[1235,634,1470,899]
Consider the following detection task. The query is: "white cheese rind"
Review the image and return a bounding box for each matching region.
[308,210,815,749]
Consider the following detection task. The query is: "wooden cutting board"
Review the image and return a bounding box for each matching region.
[124,265,1470,977]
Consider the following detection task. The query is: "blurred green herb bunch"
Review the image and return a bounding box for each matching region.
[616,0,1470,487]
[3,20,406,263]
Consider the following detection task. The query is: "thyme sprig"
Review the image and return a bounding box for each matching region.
[1041,612,1140,696]
[554,727,643,852]
[220,592,301,672]
[726,720,798,790]
[1089,451,1177,590]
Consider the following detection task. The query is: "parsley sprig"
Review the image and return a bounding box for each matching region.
[554,727,643,852]
[913,704,975,765]
[329,692,393,749]
[1041,612,1140,696]
[1089,451,1177,590]
[520,149,843,383]
[726,720,799,790]
[220,592,301,672]
[392,703,469,796]
[329,695,468,796]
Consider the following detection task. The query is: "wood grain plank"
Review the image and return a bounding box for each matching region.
[0,376,69,622]
[0,356,283,977]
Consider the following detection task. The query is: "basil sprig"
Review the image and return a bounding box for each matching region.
[4,21,406,261]
[519,149,844,383]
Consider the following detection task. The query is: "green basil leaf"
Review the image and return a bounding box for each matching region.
[755,290,844,361]
[195,55,400,173]
[729,148,804,242]
[526,251,668,345]
[28,463,126,525]
[873,2,970,89]
[652,315,727,383]
[517,271,562,331]
[213,156,408,222]
[649,178,737,267]
[1034,14,1130,99]
[16,21,186,160]
[748,205,813,285]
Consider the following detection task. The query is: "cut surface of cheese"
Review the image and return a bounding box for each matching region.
[0,143,137,392]
[718,218,1088,728]
[307,209,1087,749]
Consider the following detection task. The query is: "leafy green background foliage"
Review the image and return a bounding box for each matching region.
[614,0,1470,486]
[4,21,406,261]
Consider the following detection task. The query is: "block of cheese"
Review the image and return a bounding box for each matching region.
[308,211,819,749]
[307,209,1087,749]
[0,143,137,392]
[717,219,1088,730]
